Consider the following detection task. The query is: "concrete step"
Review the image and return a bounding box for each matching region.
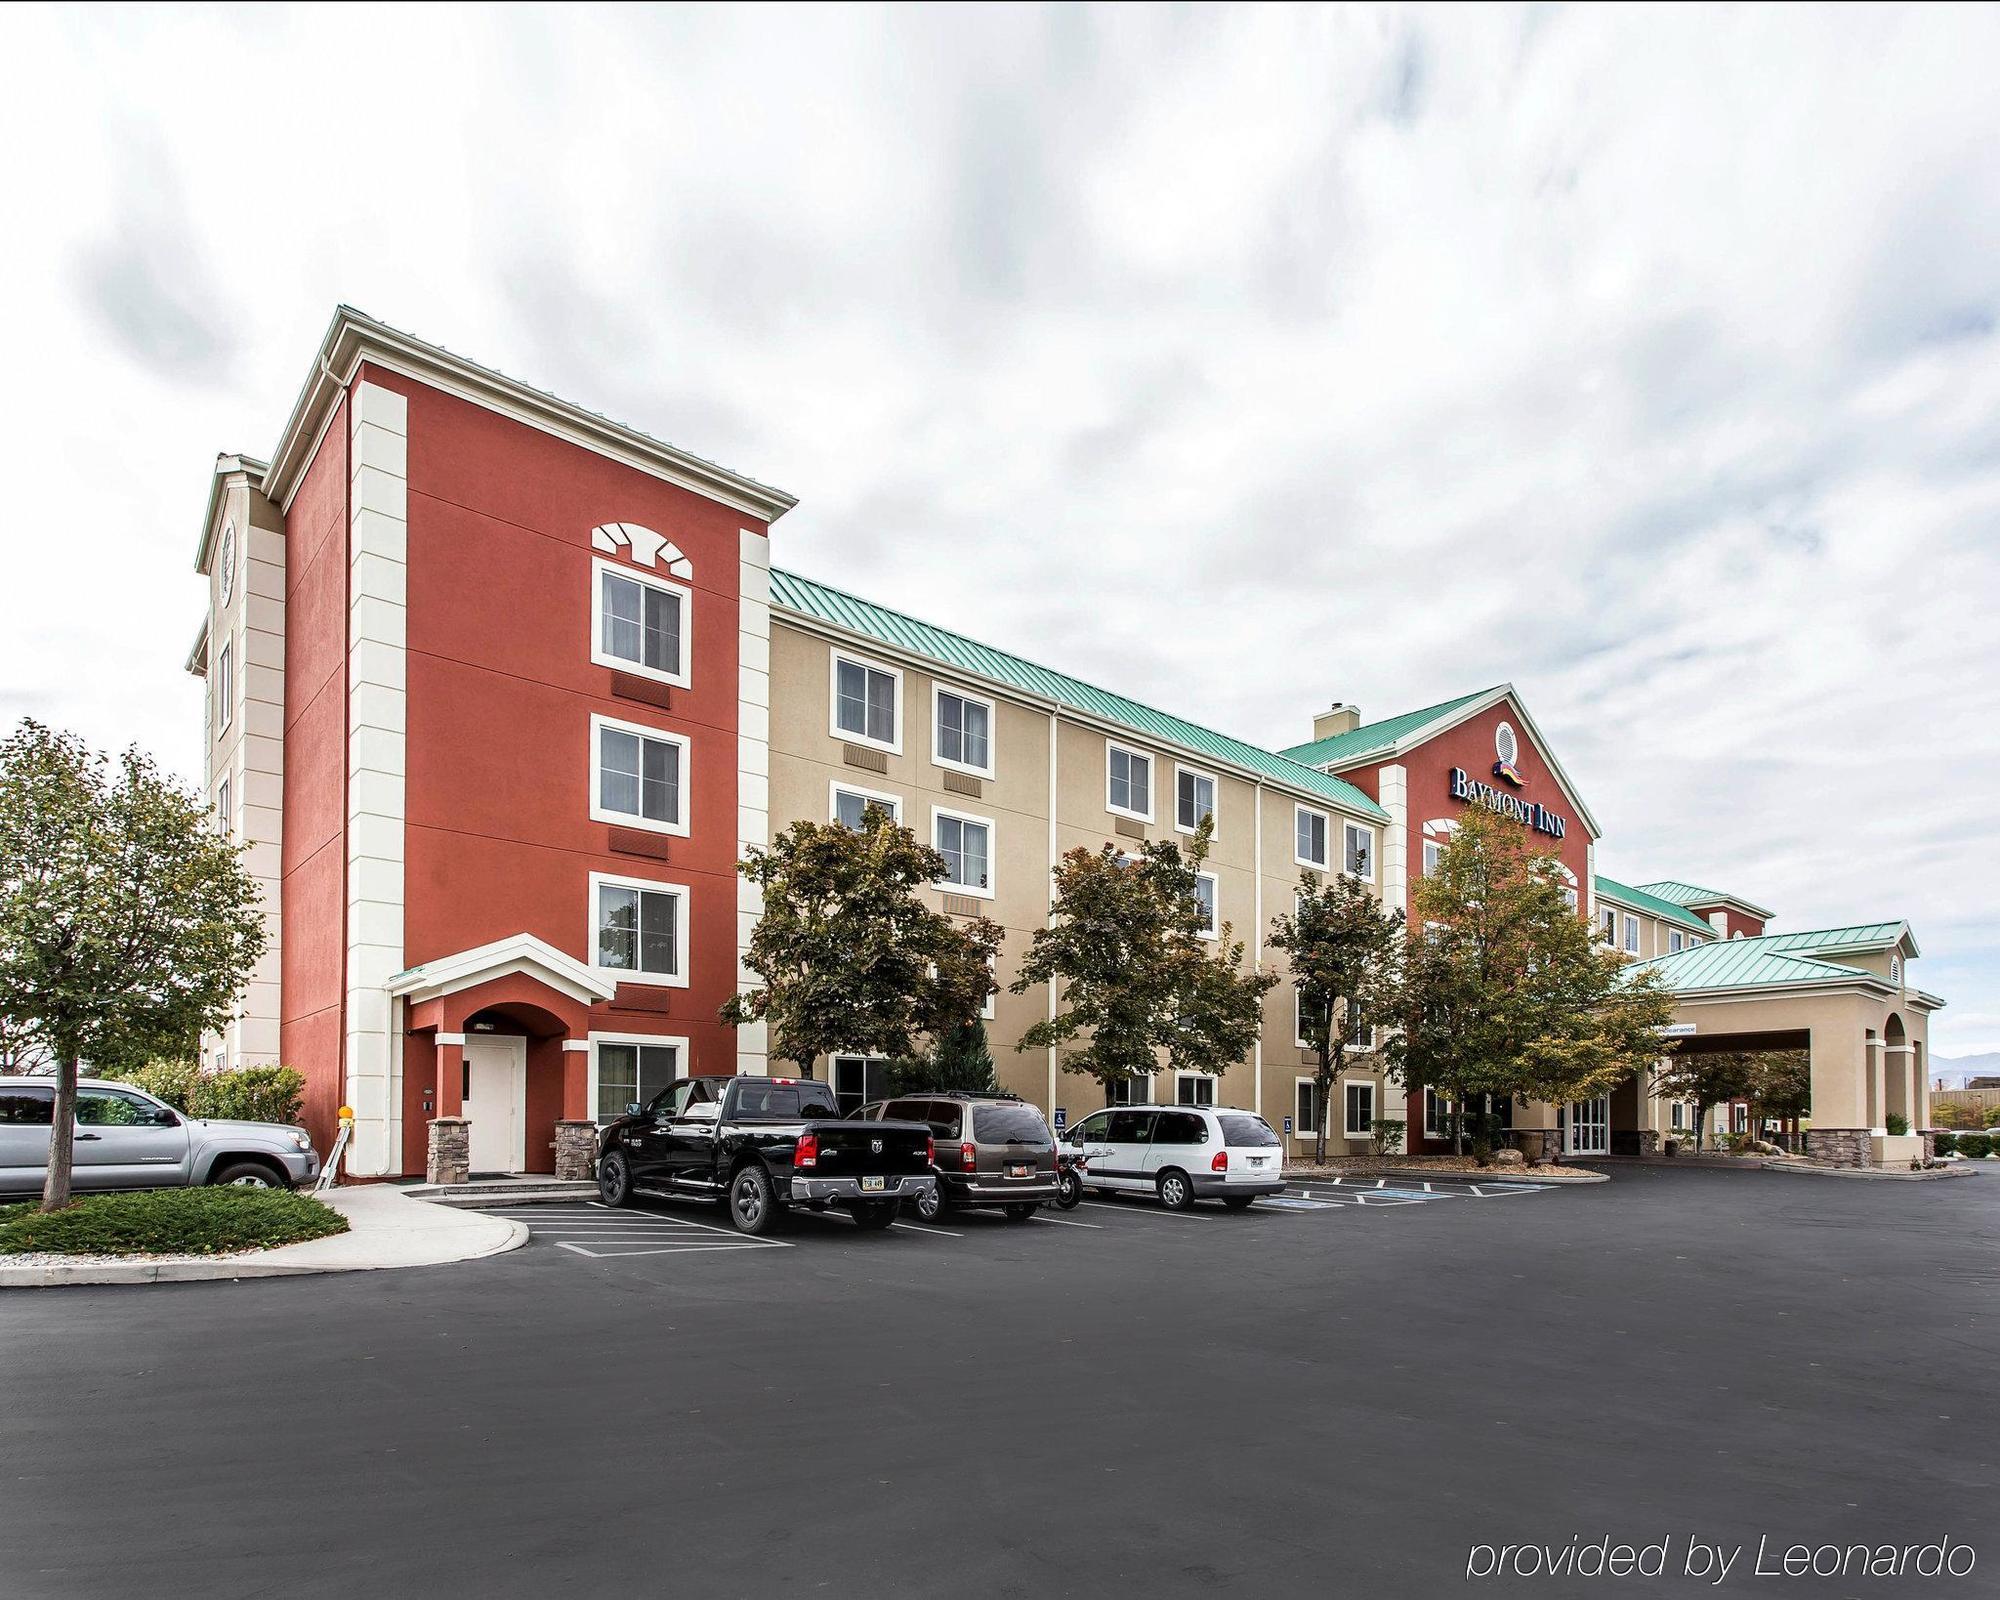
[403,1178,597,1209]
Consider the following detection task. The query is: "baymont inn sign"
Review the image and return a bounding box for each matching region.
[1449,766,1568,840]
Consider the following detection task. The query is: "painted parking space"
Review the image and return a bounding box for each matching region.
[504,1201,793,1258]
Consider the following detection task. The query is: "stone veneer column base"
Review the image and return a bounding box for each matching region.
[1515,1129,1561,1163]
[427,1118,470,1185]
[555,1121,599,1182]
[1805,1128,1871,1168]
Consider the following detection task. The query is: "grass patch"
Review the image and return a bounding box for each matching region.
[0,1187,348,1257]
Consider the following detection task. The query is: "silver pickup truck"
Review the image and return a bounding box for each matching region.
[0,1076,320,1195]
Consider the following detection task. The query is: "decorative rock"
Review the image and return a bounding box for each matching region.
[427,1117,470,1185]
[555,1120,599,1182]
[1492,1147,1526,1166]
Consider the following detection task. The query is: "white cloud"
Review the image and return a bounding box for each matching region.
[0,4,1995,1048]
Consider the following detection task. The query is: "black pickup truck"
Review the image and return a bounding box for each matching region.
[594,1074,936,1235]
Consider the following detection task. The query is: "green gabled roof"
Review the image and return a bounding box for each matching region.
[1632,940,1879,994]
[1594,875,1717,938]
[1749,922,1918,959]
[1634,879,1775,919]
[769,568,1387,821]
[1277,687,1498,769]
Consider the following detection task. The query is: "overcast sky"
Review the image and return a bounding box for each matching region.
[2,4,1995,1056]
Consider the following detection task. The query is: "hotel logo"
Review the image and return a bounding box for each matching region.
[1492,722,1523,786]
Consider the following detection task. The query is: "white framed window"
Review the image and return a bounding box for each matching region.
[1671,1102,1686,1131]
[1295,805,1329,870]
[1294,1078,1318,1135]
[1343,821,1374,881]
[591,557,689,688]
[1423,839,1444,877]
[589,871,690,987]
[1106,743,1153,822]
[831,1054,892,1116]
[931,684,994,778]
[1424,1086,1453,1140]
[1296,990,1332,1051]
[1343,1079,1376,1138]
[1345,1008,1374,1052]
[981,953,997,1020]
[589,714,689,836]
[830,781,902,832]
[215,777,231,837]
[1193,872,1218,939]
[1175,766,1217,834]
[830,650,901,752]
[216,636,233,733]
[932,806,994,897]
[1622,914,1640,955]
[1106,1075,1153,1106]
[1175,1072,1217,1107]
[1563,886,1579,911]
[589,1033,687,1125]
[1668,930,1684,954]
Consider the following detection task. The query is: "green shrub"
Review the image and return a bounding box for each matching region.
[1884,1112,1910,1137]
[1983,1106,2000,1130]
[1370,1118,1406,1156]
[1933,1132,1958,1156]
[95,1056,203,1111]
[1954,1132,1992,1159]
[193,1064,306,1125]
[0,1188,346,1257]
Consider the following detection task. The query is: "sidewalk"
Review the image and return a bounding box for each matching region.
[0,1184,528,1289]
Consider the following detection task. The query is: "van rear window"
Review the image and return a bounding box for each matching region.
[1218,1114,1280,1148]
[973,1105,1052,1145]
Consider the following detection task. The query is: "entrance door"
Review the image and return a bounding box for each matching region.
[463,1036,527,1174]
[1564,1095,1609,1157]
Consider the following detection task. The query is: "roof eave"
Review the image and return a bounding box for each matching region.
[183,617,210,677]
[192,453,270,575]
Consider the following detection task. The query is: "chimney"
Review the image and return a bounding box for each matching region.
[1313,703,1362,741]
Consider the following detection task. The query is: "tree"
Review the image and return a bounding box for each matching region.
[1651,1049,1755,1152]
[1393,802,1677,1155]
[1268,868,1404,1163]
[1012,820,1276,1098]
[722,806,1002,1077]
[0,721,266,1211]
[890,1018,1002,1095]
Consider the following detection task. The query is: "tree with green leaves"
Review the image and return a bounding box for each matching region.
[1650,1049,1754,1152]
[890,1018,1002,1096]
[722,806,1002,1077]
[1268,868,1404,1163]
[0,721,266,1211]
[1012,820,1276,1099]
[1393,801,1678,1155]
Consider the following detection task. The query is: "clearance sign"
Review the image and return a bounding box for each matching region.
[1449,767,1567,840]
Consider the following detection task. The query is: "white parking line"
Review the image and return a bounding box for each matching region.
[1032,1214,1103,1228]
[890,1221,964,1238]
[1078,1202,1213,1221]
[556,1239,788,1259]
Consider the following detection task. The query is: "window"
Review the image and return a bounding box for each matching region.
[1423,839,1444,877]
[1342,822,1373,881]
[1193,872,1218,938]
[1106,744,1152,820]
[592,559,688,686]
[1175,767,1216,833]
[1106,1076,1153,1106]
[832,651,900,751]
[1891,956,1903,984]
[1622,915,1640,955]
[1345,1009,1374,1052]
[932,686,993,777]
[974,1104,1053,1144]
[980,953,997,1020]
[216,778,231,837]
[1175,1073,1216,1107]
[1295,806,1329,869]
[1423,1087,1455,1140]
[75,1086,170,1126]
[591,873,689,986]
[216,636,233,733]
[0,1086,53,1126]
[1343,1080,1376,1138]
[592,1036,682,1124]
[1297,991,1332,1051]
[1563,887,1579,912]
[933,808,993,896]
[1668,930,1684,954]
[1600,907,1617,944]
[1671,1102,1686,1131]
[590,715,689,835]
[1155,1110,1208,1143]
[831,1055,891,1116]
[1294,1078,1318,1135]
[831,783,901,832]
[1106,1108,1155,1140]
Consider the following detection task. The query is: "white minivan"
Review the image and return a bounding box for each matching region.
[1062,1104,1285,1210]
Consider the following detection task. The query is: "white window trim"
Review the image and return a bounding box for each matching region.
[930,681,997,780]
[1422,839,1444,878]
[1294,804,1330,870]
[587,1030,691,1125]
[1343,821,1375,882]
[590,555,692,689]
[1622,914,1640,955]
[1668,930,1684,954]
[588,869,692,989]
[1193,870,1219,941]
[215,777,231,838]
[588,712,692,837]
[930,804,996,899]
[1105,741,1155,823]
[1345,1010,1376,1053]
[1294,1076,1319,1135]
[828,648,903,755]
[216,635,234,732]
[981,953,997,1020]
[1174,1070,1217,1107]
[1342,1077,1377,1138]
[828,779,903,827]
[1173,763,1218,836]
[1295,988,1331,1052]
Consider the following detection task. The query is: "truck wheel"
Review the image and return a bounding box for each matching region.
[1003,1202,1039,1222]
[727,1165,776,1236]
[597,1150,634,1208]
[851,1201,898,1230]
[1155,1169,1194,1211]
[908,1184,946,1223]
[211,1161,289,1190]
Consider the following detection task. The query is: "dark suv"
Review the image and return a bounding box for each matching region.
[851,1093,1057,1223]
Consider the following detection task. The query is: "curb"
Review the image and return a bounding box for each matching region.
[1286,1167,1609,1186]
[1757,1159,1979,1182]
[0,1213,529,1289]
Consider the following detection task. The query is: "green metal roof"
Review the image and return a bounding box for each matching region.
[1631,940,1879,994]
[1634,879,1775,919]
[1277,687,1498,769]
[770,568,1387,821]
[1593,875,1717,938]
[1748,922,1918,959]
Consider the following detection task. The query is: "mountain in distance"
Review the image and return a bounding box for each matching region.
[1933,1052,2000,1088]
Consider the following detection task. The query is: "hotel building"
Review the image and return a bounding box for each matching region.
[185,309,1943,1176]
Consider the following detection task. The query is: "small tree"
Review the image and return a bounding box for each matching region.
[1268,869,1404,1163]
[0,722,266,1211]
[1014,820,1276,1099]
[891,1019,1002,1095]
[722,807,1002,1077]
[1394,802,1677,1155]
[1651,1049,1755,1153]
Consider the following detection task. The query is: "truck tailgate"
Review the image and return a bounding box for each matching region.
[804,1118,932,1176]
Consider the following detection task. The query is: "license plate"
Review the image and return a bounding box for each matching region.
[861,1176,885,1192]
[1008,1164,1032,1179]
[1248,1157,1268,1167]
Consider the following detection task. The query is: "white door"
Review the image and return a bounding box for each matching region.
[1565,1095,1609,1157]
[463,1036,527,1174]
